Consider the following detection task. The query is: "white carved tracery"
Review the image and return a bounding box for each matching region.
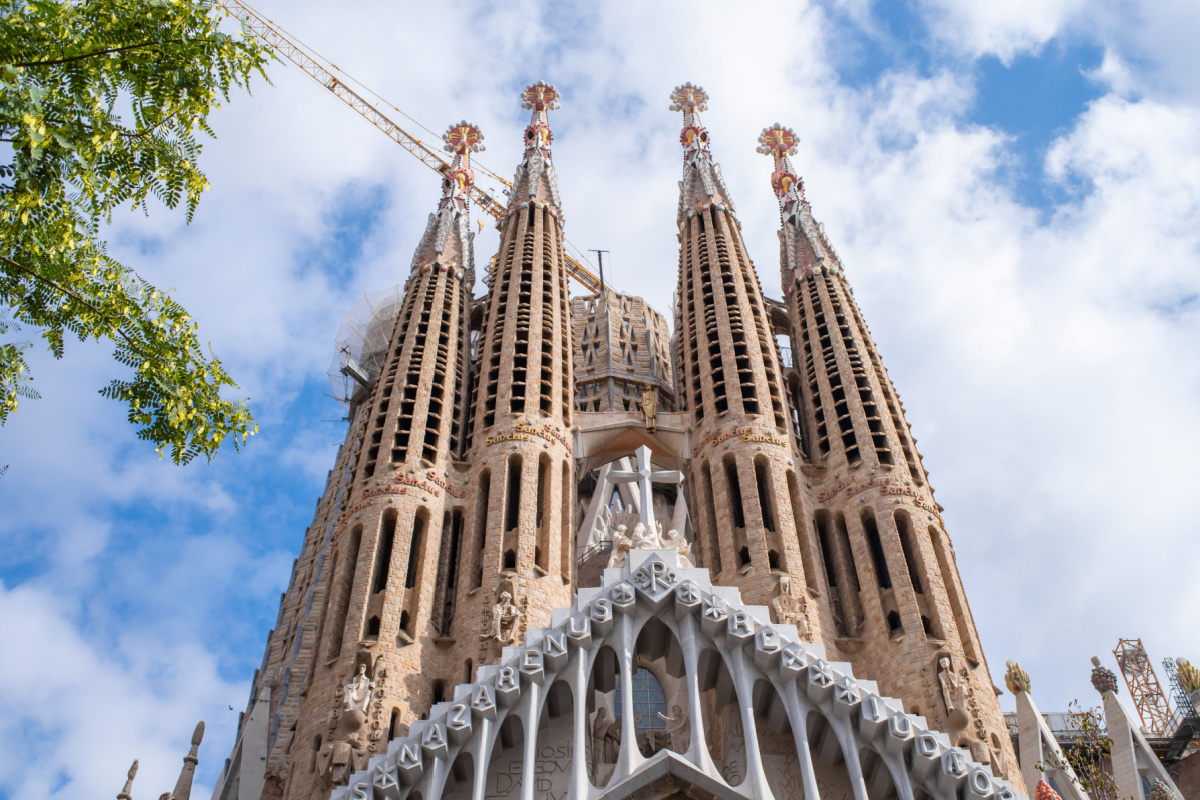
[334,550,1024,800]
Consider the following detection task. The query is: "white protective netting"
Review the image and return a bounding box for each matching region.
[327,284,406,408]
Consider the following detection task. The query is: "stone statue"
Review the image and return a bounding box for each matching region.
[937,653,970,731]
[318,734,370,787]
[648,705,689,754]
[769,576,811,640]
[343,664,374,715]
[483,590,521,644]
[631,521,664,550]
[117,759,138,800]
[640,387,658,433]
[591,707,621,765]
[607,524,632,568]
[662,528,694,567]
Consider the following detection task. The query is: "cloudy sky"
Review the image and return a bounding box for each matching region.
[3,0,1200,797]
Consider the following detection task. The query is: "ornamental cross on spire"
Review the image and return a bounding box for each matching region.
[440,121,485,212]
[758,123,805,212]
[670,82,712,159]
[521,81,560,159]
[608,445,683,528]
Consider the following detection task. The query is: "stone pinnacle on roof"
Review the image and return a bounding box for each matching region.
[407,121,484,276]
[507,81,565,223]
[669,82,735,227]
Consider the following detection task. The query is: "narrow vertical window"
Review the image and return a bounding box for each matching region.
[504,455,522,532]
[861,509,891,589]
[755,459,775,531]
[725,459,745,529]
[371,512,396,595]
[405,512,425,589]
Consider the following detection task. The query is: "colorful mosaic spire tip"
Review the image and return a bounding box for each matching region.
[521,81,561,112]
[757,124,799,157]
[669,82,708,114]
[442,121,486,156]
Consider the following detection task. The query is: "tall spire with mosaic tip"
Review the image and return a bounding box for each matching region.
[458,81,576,680]
[407,121,484,284]
[761,121,1021,790]
[505,80,565,223]
[669,83,803,617]
[670,82,737,227]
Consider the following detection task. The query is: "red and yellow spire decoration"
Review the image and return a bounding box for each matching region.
[408,120,485,277]
[507,81,564,223]
[758,122,842,277]
[670,82,736,225]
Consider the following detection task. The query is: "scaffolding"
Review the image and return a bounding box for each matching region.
[1114,638,1174,736]
[327,285,405,408]
[1162,658,1200,762]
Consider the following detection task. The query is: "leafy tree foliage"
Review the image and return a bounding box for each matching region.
[1038,700,1128,800]
[1,0,269,463]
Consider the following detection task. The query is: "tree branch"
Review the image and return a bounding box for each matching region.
[11,39,181,68]
[1,254,151,359]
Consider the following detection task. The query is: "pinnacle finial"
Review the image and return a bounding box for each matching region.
[521,81,560,112]
[669,82,708,114]
[442,121,486,157]
[757,124,800,158]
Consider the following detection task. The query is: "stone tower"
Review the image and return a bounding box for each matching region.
[759,123,1020,781]
[450,82,575,677]
[250,121,482,800]
[668,84,807,608]
[571,290,674,413]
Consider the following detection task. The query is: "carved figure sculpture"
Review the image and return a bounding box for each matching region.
[343,664,374,715]
[483,590,522,644]
[608,524,632,568]
[769,576,810,640]
[662,528,694,567]
[650,705,689,754]
[937,653,970,731]
[640,388,658,433]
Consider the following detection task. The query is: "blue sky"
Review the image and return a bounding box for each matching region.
[3,0,1200,798]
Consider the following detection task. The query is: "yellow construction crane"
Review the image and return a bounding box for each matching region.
[216,0,602,294]
[1114,638,1174,736]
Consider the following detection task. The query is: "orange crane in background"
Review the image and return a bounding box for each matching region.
[1114,638,1174,736]
[216,0,603,294]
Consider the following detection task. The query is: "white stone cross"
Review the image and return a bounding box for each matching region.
[608,445,683,529]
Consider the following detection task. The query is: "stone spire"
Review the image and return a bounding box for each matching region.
[506,80,564,221]
[762,123,1020,787]
[170,721,203,800]
[670,85,800,610]
[670,82,736,227]
[758,123,842,281]
[116,759,137,800]
[408,121,484,281]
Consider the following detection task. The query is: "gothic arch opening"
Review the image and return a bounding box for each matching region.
[536,454,550,574]
[859,746,898,800]
[587,645,621,789]
[752,679,800,800]
[328,525,362,660]
[442,752,474,800]
[470,471,490,591]
[807,710,854,799]
[696,647,743,786]
[633,618,688,757]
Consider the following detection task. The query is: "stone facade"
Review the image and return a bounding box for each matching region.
[213,85,1026,800]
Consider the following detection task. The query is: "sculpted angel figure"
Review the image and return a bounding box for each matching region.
[483,590,521,644]
[662,528,694,567]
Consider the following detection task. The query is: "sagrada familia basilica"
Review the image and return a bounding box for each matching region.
[140,83,1187,800]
